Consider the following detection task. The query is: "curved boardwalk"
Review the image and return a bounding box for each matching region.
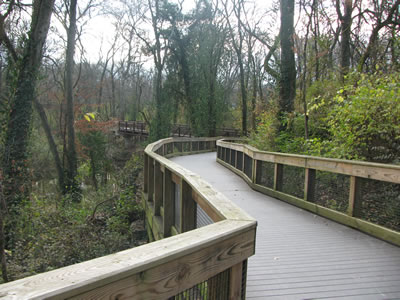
[171,152,400,300]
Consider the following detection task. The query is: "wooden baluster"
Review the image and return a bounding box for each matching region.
[229,262,243,300]
[251,158,257,183]
[180,180,196,232]
[144,154,148,193]
[154,161,162,216]
[234,149,238,168]
[148,157,154,202]
[207,276,218,300]
[163,169,173,237]
[304,168,316,202]
[349,176,363,217]
[274,163,283,191]
[242,151,245,172]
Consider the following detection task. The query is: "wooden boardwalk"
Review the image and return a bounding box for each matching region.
[171,152,400,300]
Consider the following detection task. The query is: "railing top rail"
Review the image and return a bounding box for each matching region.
[217,139,400,184]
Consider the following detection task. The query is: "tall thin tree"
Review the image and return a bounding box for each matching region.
[279,0,296,118]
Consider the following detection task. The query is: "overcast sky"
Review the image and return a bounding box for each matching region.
[80,0,277,62]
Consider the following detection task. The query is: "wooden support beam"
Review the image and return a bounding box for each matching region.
[163,169,173,238]
[229,262,243,300]
[181,180,196,232]
[242,151,245,172]
[144,154,148,193]
[274,163,283,191]
[148,157,154,202]
[348,176,363,217]
[154,161,163,216]
[304,168,316,202]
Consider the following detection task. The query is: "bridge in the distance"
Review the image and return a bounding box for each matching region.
[118,120,241,137]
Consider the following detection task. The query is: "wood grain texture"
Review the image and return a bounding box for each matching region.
[0,220,255,300]
[69,228,255,300]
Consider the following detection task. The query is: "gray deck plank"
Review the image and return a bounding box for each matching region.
[171,152,400,299]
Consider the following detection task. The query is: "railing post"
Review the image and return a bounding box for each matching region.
[154,161,162,215]
[181,180,196,232]
[274,163,283,191]
[252,158,257,183]
[163,168,173,237]
[148,157,154,202]
[242,151,245,172]
[229,262,243,299]
[349,176,363,217]
[235,149,238,168]
[144,154,148,193]
[304,168,316,202]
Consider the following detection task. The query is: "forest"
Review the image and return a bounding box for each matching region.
[0,0,399,283]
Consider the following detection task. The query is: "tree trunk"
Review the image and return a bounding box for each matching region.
[65,0,80,199]
[337,0,353,78]
[251,62,257,131]
[0,179,8,282]
[34,99,65,193]
[279,0,296,117]
[238,55,247,136]
[2,0,55,208]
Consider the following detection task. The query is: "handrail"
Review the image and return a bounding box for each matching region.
[118,120,241,137]
[0,137,256,299]
[217,139,400,246]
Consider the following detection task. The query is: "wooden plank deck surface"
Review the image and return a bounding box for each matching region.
[171,152,400,300]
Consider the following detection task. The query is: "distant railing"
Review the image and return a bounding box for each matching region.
[0,138,256,299]
[217,139,400,246]
[118,120,241,138]
[118,120,148,135]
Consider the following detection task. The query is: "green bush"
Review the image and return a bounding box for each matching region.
[327,71,400,162]
[249,108,279,151]
[3,153,145,283]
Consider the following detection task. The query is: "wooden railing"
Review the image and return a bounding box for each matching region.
[143,137,256,298]
[0,138,256,299]
[217,139,400,246]
[118,120,148,135]
[118,120,241,138]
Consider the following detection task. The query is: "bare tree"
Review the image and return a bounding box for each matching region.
[336,0,354,78]
[223,0,248,135]
[358,0,400,72]
[279,0,296,117]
